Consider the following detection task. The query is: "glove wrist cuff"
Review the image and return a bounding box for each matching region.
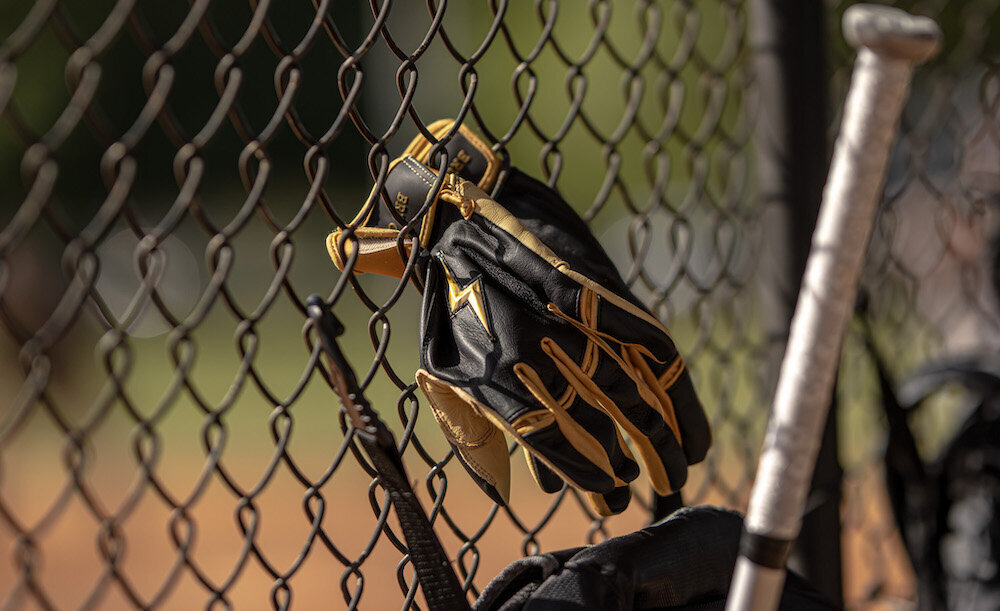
[328,120,500,278]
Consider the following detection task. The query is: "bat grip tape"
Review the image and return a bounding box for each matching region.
[739,530,794,570]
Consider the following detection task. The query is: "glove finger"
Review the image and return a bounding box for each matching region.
[545,288,699,490]
[450,180,705,462]
[450,439,508,506]
[546,291,673,418]
[540,336,688,496]
[526,448,634,507]
[519,365,641,497]
[512,361,638,495]
[551,289,704,476]
[416,369,512,504]
[523,448,565,494]
[626,346,712,466]
[586,486,632,517]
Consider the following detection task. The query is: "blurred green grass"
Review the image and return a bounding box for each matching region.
[0,0,747,443]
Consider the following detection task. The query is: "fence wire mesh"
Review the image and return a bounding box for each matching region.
[0,0,996,609]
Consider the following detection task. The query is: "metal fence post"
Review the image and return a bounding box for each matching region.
[750,0,844,605]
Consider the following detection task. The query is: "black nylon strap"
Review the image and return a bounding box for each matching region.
[308,296,471,611]
[739,530,794,570]
[362,434,471,611]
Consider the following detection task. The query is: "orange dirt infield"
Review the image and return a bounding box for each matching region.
[1,456,915,609]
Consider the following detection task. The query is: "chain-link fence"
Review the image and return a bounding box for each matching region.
[0,1,997,609]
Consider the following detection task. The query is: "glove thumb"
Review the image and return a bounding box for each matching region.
[416,369,512,505]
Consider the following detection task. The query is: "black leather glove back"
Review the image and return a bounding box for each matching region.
[415,176,709,515]
[328,120,710,516]
[495,168,628,292]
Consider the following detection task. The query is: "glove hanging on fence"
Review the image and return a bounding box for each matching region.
[327,121,710,516]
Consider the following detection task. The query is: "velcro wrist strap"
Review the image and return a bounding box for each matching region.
[328,156,439,276]
[328,120,499,278]
[405,119,500,192]
[375,156,440,232]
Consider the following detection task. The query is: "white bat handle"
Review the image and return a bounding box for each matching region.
[727,6,940,611]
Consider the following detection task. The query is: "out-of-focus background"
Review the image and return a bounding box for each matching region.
[1,1,998,609]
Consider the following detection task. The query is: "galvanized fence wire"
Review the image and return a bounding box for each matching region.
[0,0,992,609]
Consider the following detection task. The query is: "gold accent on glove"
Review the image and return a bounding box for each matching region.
[437,252,492,340]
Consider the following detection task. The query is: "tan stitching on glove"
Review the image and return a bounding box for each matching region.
[659,356,685,388]
[540,338,674,496]
[627,348,683,450]
[511,410,555,435]
[513,361,624,487]
[401,156,436,188]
